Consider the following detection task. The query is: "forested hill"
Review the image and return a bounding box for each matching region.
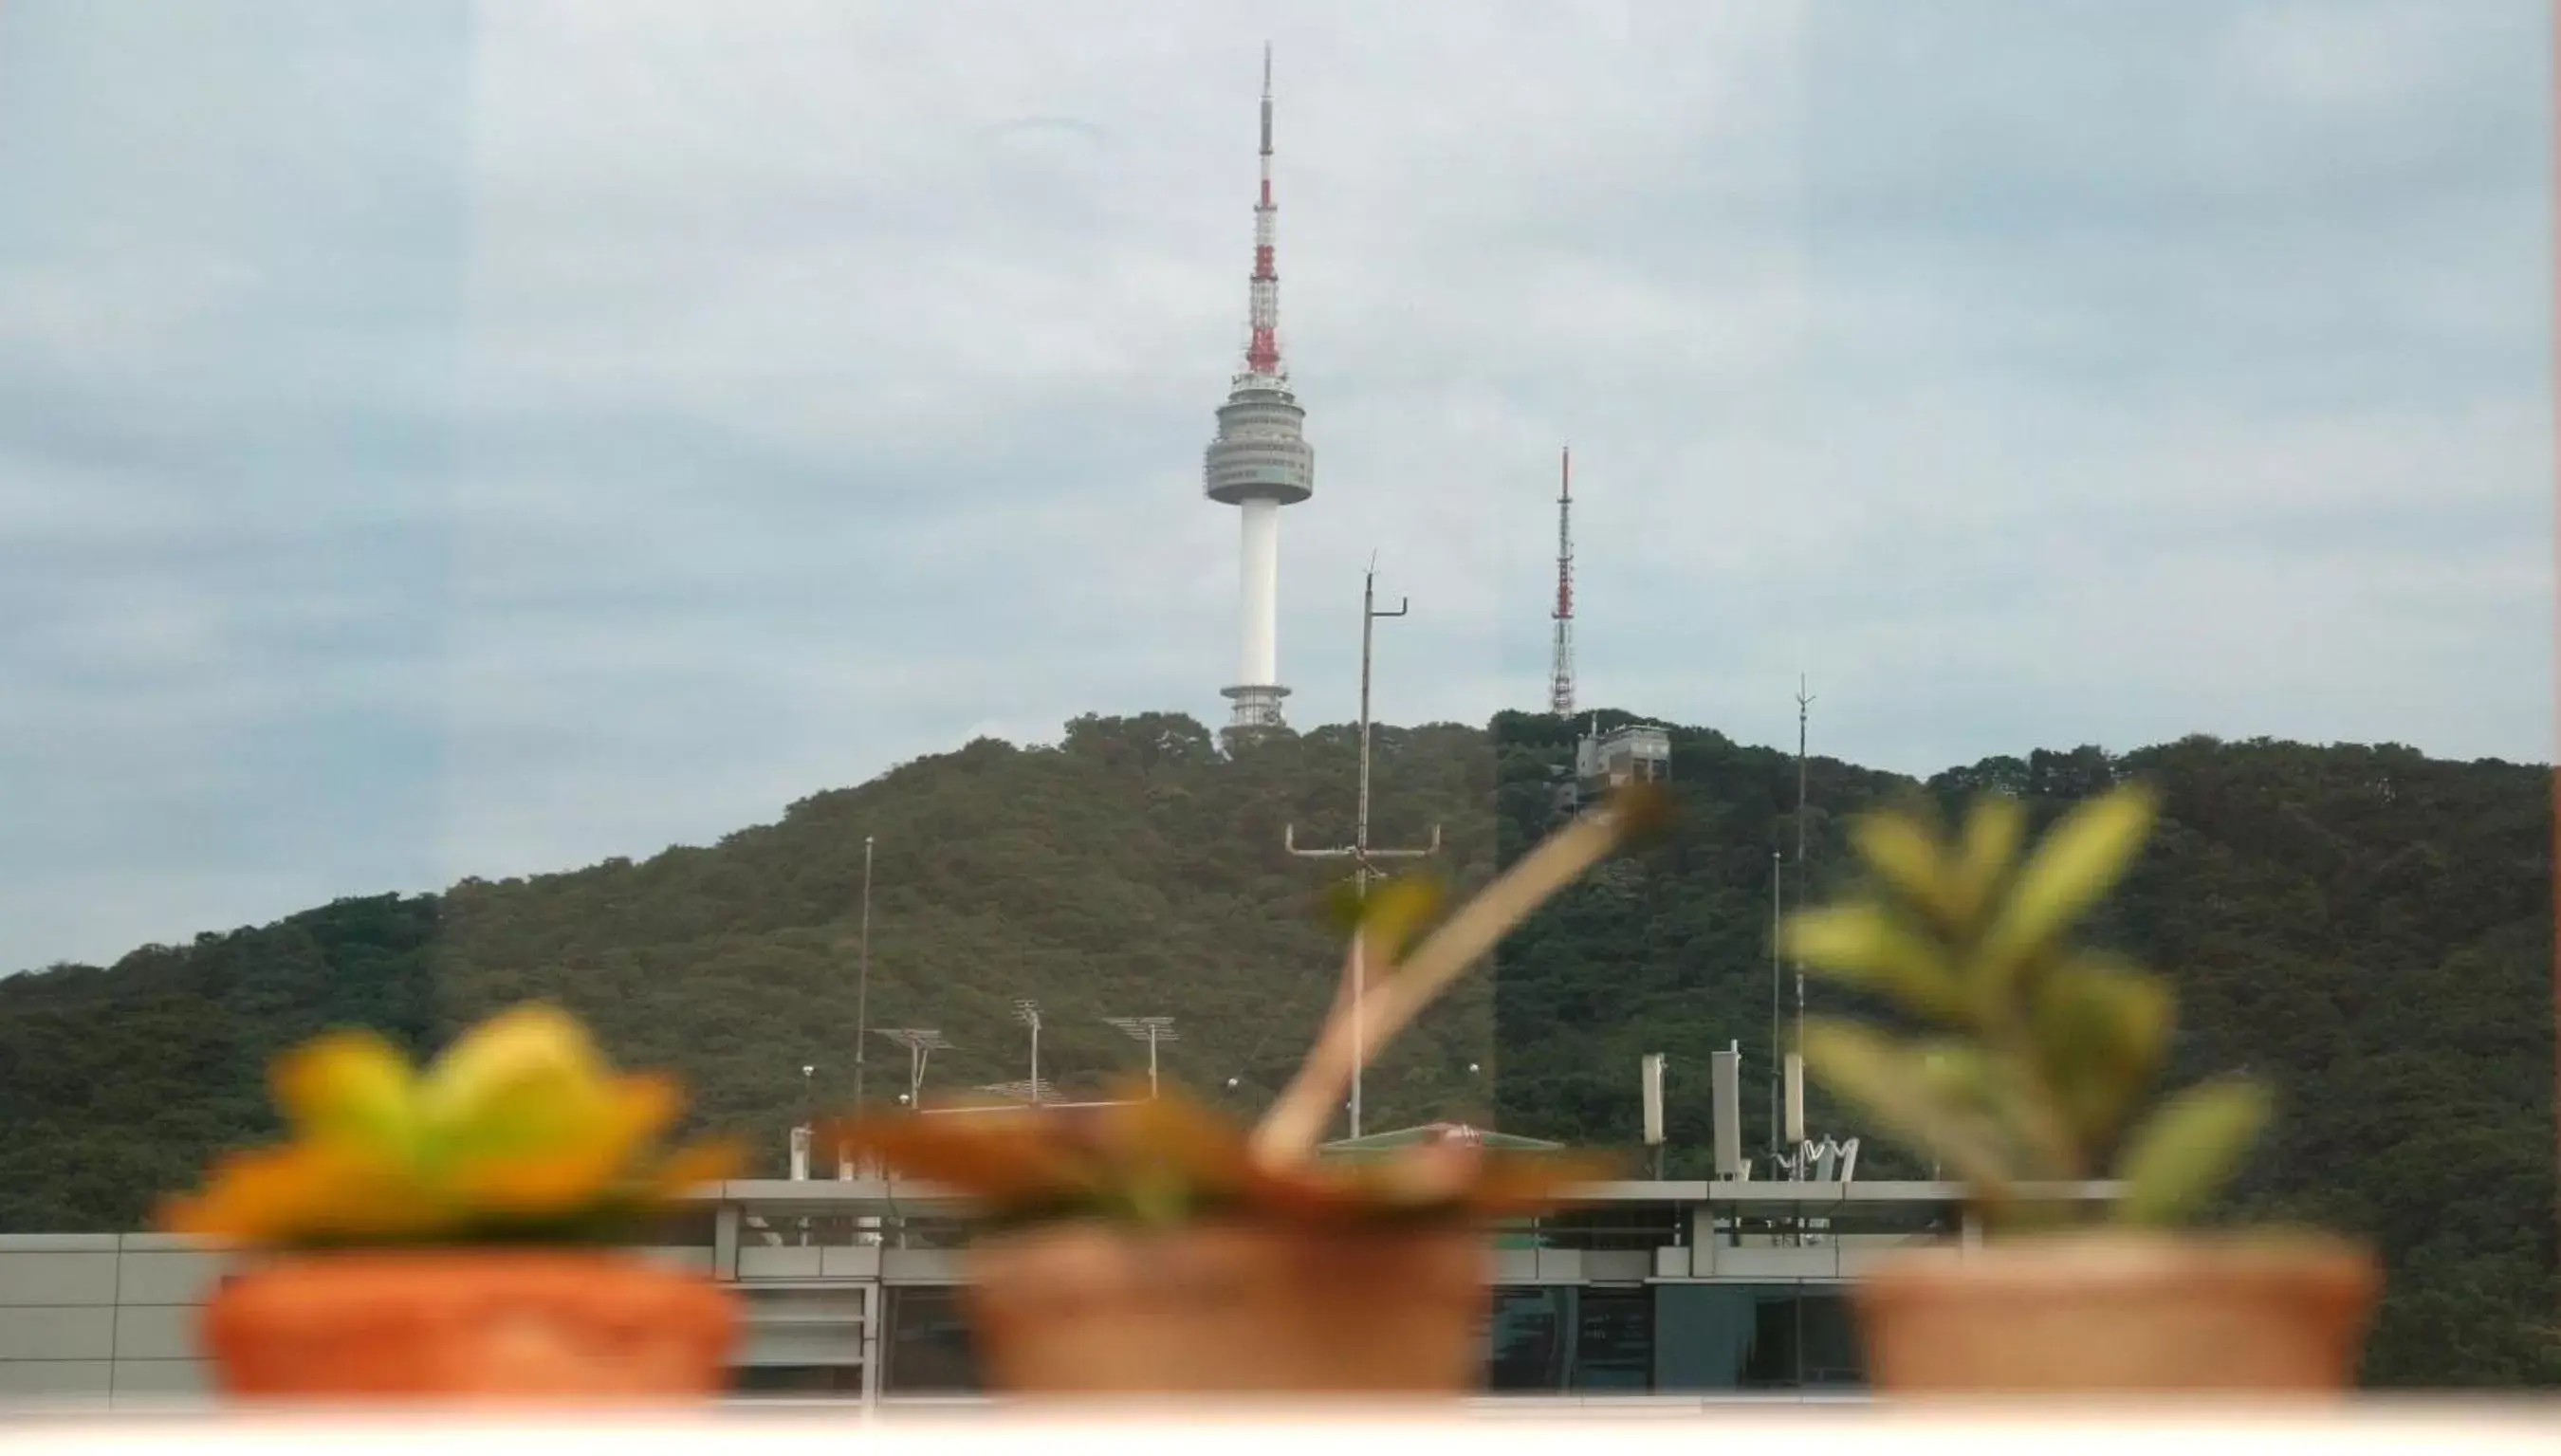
[0,710,2550,1385]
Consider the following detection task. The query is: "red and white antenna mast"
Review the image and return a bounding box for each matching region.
[1244,42,1282,378]
[1549,446,1575,716]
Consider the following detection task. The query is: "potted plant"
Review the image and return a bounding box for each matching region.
[1782,782,2380,1391]
[159,1003,746,1398]
[830,787,1666,1394]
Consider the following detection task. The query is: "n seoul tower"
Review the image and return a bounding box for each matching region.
[1204,45,1314,736]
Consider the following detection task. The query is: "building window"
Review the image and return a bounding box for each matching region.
[1486,1286,1572,1391]
[731,1364,863,1398]
[1573,1286,1652,1390]
[1797,1287,1865,1388]
[1484,1285,1654,1391]
[884,1285,981,1395]
[1650,1282,1867,1391]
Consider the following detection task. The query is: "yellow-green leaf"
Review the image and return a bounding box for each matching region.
[1351,874,1450,965]
[1948,794,2028,931]
[1848,810,1952,920]
[1781,905,1971,1025]
[270,1030,420,1154]
[1974,783,2159,996]
[1911,1041,1998,1115]
[1797,1020,2015,1197]
[2113,1078,2269,1226]
[2032,956,2173,1146]
[418,1004,614,1159]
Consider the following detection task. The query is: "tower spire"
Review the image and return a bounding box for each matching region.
[1549,446,1575,716]
[1244,41,1282,378]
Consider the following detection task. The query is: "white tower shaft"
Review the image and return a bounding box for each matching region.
[1239,499,1280,687]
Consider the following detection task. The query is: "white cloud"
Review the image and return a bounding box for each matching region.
[0,0,2546,970]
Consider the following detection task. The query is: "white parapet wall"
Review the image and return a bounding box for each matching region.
[0,1179,2115,1405]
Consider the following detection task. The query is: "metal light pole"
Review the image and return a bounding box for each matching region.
[1013,1000,1042,1106]
[1102,1016,1179,1097]
[854,836,875,1109]
[1793,681,1814,1073]
[1770,849,1782,1163]
[1284,562,1439,1142]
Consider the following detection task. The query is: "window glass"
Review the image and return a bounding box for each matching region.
[1485,1284,1571,1391]
[1571,1285,1651,1390]
[884,1285,980,1395]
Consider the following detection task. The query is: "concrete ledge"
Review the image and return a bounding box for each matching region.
[1698,1246,1845,1280]
[819,1247,881,1280]
[879,1250,959,1284]
[737,1248,823,1281]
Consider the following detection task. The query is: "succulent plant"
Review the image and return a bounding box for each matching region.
[829,784,1670,1228]
[1783,782,2269,1228]
[159,1004,743,1248]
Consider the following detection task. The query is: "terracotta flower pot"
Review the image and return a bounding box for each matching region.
[962,1220,1489,1393]
[1853,1232,2380,1392]
[202,1250,738,1399]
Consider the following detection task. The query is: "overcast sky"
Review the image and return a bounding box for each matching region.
[0,1,2549,972]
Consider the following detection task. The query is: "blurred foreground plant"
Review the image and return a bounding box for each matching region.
[1784,783,2268,1228]
[159,1004,743,1247]
[830,784,1671,1226]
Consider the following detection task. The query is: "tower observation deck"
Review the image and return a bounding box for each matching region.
[1205,46,1314,735]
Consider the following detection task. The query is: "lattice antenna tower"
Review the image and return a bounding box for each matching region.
[1550,446,1575,716]
[1793,677,1815,1040]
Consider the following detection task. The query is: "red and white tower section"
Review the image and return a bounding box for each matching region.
[1205,46,1314,734]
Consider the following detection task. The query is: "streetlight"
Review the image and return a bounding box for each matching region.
[875,1028,950,1108]
[1100,1016,1178,1097]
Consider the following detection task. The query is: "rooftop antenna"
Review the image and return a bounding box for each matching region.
[1549,446,1575,716]
[1284,559,1442,1140]
[1640,1052,1667,1180]
[1101,1016,1180,1098]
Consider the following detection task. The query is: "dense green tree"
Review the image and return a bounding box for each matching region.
[0,711,2547,1386]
